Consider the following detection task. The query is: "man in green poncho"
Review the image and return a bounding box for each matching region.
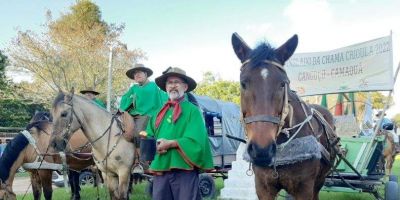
[80,88,106,109]
[120,63,166,117]
[120,63,166,170]
[145,67,214,200]
[120,63,165,137]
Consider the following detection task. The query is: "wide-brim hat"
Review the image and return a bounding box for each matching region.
[155,67,197,92]
[80,88,100,95]
[126,63,153,79]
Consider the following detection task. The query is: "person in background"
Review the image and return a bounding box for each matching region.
[80,88,106,109]
[144,67,214,200]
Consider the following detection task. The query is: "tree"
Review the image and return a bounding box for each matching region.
[392,113,400,126]
[0,50,10,96]
[7,0,145,104]
[195,71,240,105]
[0,51,47,127]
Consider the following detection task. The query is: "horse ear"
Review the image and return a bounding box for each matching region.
[275,34,298,64]
[64,94,73,103]
[232,32,251,63]
[70,87,75,95]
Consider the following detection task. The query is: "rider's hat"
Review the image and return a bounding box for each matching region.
[155,67,197,92]
[80,88,100,95]
[126,63,153,79]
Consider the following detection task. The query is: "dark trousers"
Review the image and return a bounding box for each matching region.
[152,170,201,200]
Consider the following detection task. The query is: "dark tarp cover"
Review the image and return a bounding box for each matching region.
[194,95,245,157]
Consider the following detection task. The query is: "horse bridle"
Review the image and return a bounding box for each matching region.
[240,59,291,136]
[60,95,117,147]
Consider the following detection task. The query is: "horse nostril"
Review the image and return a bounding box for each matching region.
[246,143,256,157]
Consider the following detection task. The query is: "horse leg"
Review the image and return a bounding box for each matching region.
[68,170,81,200]
[29,170,42,200]
[388,155,395,175]
[292,181,315,200]
[117,169,131,200]
[254,174,278,200]
[73,171,81,200]
[104,172,119,200]
[38,170,53,200]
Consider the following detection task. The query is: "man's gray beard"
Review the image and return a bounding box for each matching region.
[168,91,184,100]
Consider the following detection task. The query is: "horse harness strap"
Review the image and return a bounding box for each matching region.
[241,59,285,72]
[21,130,43,162]
[243,115,280,124]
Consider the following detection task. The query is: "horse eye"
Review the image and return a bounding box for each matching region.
[240,79,248,90]
[60,111,68,117]
[240,82,246,89]
[280,82,286,87]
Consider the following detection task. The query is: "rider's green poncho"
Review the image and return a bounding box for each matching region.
[93,98,106,109]
[119,81,166,116]
[146,99,214,171]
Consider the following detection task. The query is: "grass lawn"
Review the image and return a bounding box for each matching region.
[15,172,30,178]
[17,157,400,200]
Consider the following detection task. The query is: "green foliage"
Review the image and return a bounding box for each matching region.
[0,98,47,127]
[7,0,145,105]
[392,113,400,126]
[195,71,240,104]
[0,50,10,94]
[0,48,48,127]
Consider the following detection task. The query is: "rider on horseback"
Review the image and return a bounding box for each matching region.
[79,88,106,109]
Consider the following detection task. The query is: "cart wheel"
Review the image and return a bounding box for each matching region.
[199,173,216,199]
[385,181,399,200]
[79,171,95,186]
[389,175,398,183]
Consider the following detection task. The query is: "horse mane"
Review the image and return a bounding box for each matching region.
[0,133,29,182]
[53,92,65,108]
[53,92,107,113]
[26,111,52,131]
[248,42,276,68]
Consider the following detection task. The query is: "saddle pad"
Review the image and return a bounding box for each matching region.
[272,135,322,166]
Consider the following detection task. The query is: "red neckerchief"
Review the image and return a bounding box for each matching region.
[155,96,184,128]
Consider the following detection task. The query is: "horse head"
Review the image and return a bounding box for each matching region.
[50,89,82,151]
[27,111,53,149]
[0,181,16,200]
[232,33,298,167]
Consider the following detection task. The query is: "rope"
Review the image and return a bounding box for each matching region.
[278,109,315,150]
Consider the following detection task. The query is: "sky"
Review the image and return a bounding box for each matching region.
[1,0,400,117]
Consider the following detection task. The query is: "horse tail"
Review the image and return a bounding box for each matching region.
[0,133,29,182]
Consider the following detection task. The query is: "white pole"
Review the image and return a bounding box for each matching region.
[107,46,113,112]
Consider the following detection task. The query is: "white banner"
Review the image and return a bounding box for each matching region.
[286,35,393,96]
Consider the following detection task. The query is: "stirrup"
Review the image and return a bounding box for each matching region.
[132,164,144,174]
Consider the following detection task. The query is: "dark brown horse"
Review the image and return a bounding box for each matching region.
[0,112,95,200]
[232,33,339,200]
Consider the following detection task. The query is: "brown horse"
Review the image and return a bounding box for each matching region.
[50,91,136,200]
[0,112,94,200]
[232,33,340,200]
[382,130,397,175]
